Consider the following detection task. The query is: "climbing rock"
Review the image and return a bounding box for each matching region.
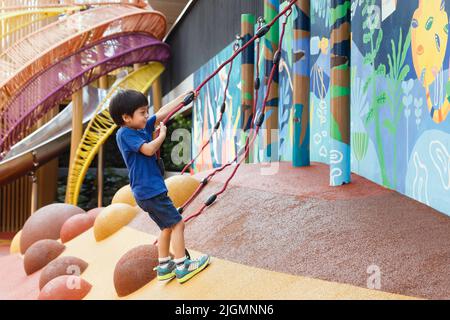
[38,275,92,300]
[9,230,21,254]
[39,256,88,290]
[20,203,85,254]
[165,175,200,208]
[111,185,137,207]
[60,213,96,243]
[93,203,138,241]
[113,244,159,297]
[23,239,65,275]
[87,207,104,219]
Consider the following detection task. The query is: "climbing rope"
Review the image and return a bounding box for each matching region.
[156,0,297,129]
[183,7,292,224]
[180,35,241,175]
[151,1,297,244]
[176,17,265,215]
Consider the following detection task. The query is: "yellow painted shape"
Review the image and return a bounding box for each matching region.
[93,204,138,241]
[111,184,137,207]
[165,175,200,208]
[411,0,448,87]
[9,230,21,254]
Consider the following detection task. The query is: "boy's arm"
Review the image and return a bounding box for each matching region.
[139,132,166,156]
[154,91,195,124]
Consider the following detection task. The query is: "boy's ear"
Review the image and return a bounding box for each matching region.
[122,114,131,123]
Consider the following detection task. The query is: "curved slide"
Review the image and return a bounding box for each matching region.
[0,6,84,53]
[0,33,170,156]
[0,62,164,186]
[0,5,166,110]
[65,62,165,205]
[0,86,108,185]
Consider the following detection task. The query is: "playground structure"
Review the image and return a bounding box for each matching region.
[0,0,449,300]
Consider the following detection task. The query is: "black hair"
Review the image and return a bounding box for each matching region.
[108,89,149,126]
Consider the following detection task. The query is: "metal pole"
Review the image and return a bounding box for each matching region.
[292,0,310,167]
[240,14,255,164]
[330,0,351,186]
[263,0,280,162]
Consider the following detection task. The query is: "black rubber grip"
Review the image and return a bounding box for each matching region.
[201,178,208,185]
[255,112,265,127]
[220,102,226,113]
[205,194,217,206]
[183,91,195,105]
[177,207,184,214]
[273,50,281,65]
[254,77,260,90]
[256,25,270,38]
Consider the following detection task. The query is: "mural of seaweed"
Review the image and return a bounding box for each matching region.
[352,131,369,172]
[385,28,411,189]
[361,0,390,187]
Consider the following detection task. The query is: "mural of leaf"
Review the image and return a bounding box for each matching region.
[352,132,369,162]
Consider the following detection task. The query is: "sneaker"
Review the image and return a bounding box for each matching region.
[175,255,211,284]
[153,260,176,281]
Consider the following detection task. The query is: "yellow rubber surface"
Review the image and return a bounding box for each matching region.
[58,226,419,300]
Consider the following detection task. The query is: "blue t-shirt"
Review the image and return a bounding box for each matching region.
[116,115,167,201]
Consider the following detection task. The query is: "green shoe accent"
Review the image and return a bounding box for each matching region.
[157,271,176,281]
[175,255,211,284]
[154,260,176,281]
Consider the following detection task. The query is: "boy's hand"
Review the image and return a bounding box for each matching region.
[185,90,198,101]
[158,122,167,137]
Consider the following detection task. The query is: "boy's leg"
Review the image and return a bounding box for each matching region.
[171,220,211,284]
[158,227,172,258]
[170,220,185,259]
[155,227,176,281]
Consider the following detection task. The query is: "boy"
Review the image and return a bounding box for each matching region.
[109,89,210,284]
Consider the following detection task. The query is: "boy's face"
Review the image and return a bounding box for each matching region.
[122,105,149,129]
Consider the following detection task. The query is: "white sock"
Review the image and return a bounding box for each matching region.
[158,256,171,268]
[174,256,187,270]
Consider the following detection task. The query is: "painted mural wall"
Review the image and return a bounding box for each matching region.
[190,0,450,216]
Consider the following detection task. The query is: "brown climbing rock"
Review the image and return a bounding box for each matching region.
[60,214,96,243]
[23,239,65,275]
[38,275,92,300]
[87,207,104,219]
[39,256,88,290]
[113,244,159,297]
[20,203,85,254]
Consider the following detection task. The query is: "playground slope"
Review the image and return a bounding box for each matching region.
[0,225,415,300]
[4,161,449,299]
[130,162,450,300]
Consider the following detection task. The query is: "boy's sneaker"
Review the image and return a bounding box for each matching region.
[175,255,211,284]
[153,260,176,281]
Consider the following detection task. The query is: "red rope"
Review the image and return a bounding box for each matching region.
[156,0,297,128]
[179,37,263,214]
[183,10,292,224]
[151,1,297,242]
[181,58,235,175]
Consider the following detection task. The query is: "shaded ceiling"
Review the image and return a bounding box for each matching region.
[147,0,191,36]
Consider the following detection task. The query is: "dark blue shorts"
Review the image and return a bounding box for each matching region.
[136,192,182,230]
